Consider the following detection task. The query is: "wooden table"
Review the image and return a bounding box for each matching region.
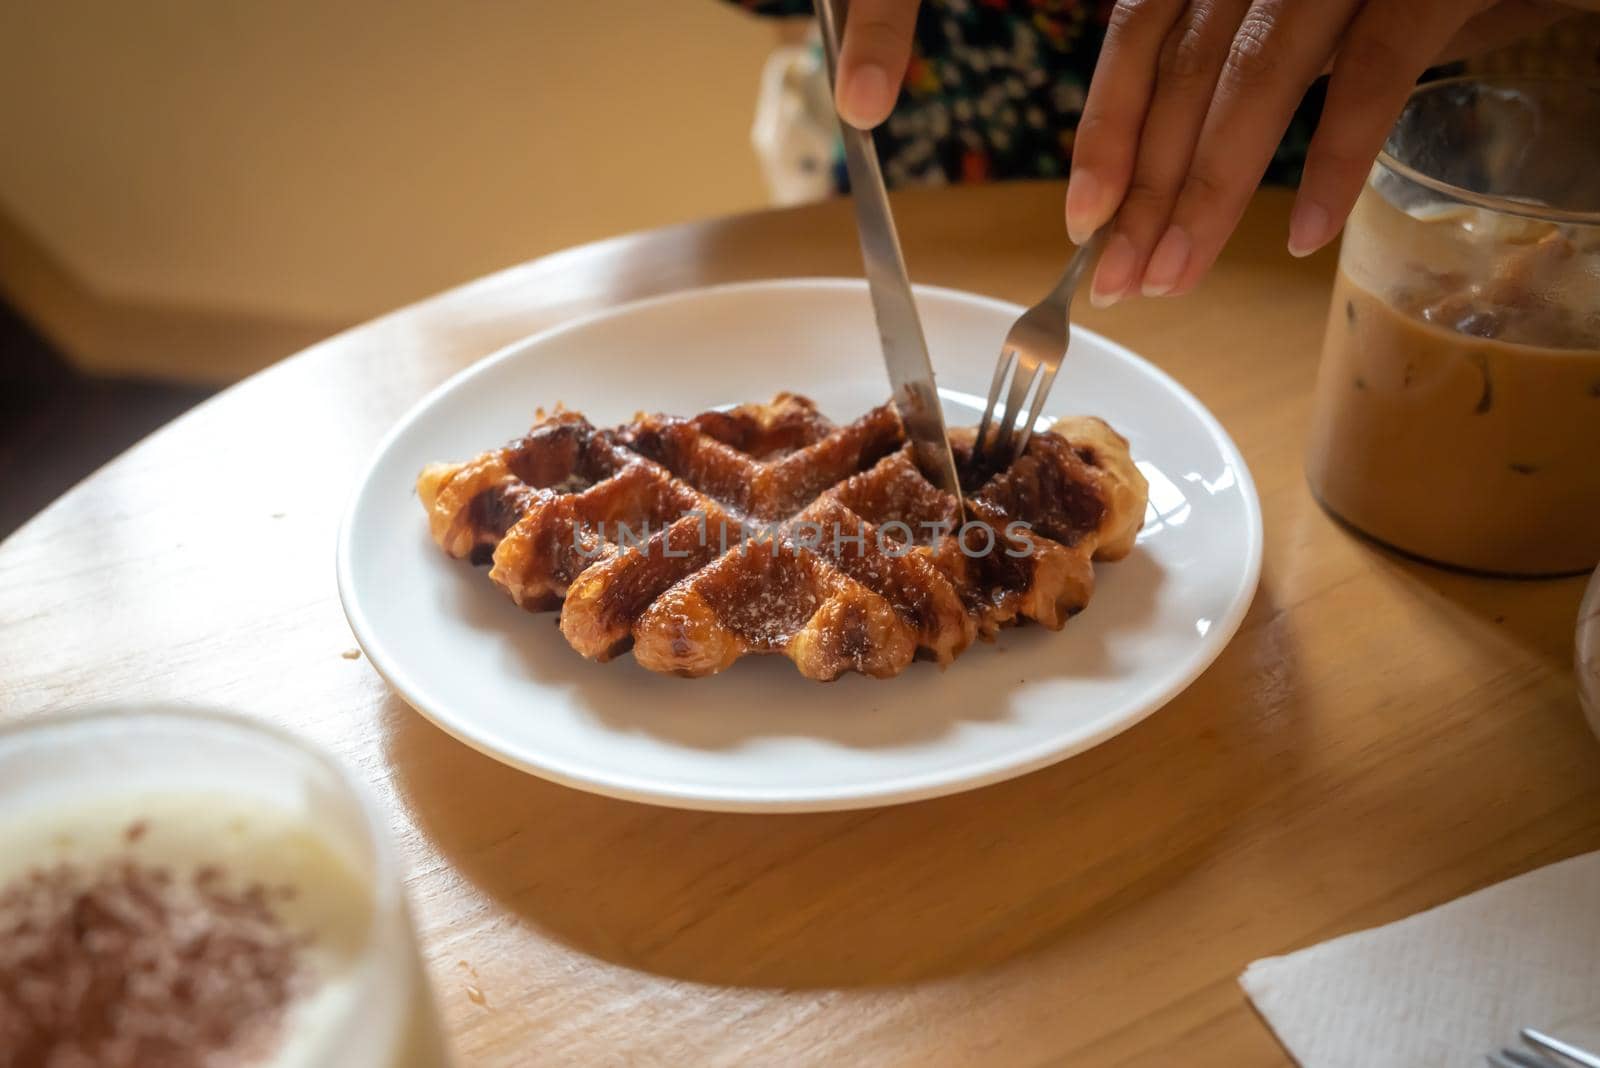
[3,182,1597,1066]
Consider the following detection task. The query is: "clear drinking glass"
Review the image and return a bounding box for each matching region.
[0,706,450,1067]
[1305,77,1600,576]
[1581,565,1599,741]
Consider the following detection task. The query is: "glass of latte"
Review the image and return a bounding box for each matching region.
[0,707,450,1067]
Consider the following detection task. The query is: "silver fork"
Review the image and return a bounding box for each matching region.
[1487,1028,1600,1068]
[974,227,1108,466]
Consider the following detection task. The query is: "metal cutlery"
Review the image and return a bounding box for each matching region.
[1488,1027,1600,1068]
[812,0,964,505]
[974,226,1107,467]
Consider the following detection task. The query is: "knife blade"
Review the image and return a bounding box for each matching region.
[812,0,964,505]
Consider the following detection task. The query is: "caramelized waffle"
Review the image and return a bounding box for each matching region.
[418,394,1147,680]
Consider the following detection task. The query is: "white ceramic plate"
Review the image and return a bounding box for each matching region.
[338,280,1262,812]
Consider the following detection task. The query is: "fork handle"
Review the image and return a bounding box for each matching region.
[1045,227,1109,308]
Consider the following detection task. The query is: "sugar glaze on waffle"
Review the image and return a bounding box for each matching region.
[418,394,1148,680]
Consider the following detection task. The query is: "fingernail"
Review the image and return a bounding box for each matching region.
[1065,169,1103,246]
[1288,201,1330,258]
[1141,226,1191,297]
[1090,232,1137,309]
[839,63,891,129]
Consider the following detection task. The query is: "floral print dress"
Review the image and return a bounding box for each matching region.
[728,0,1326,192]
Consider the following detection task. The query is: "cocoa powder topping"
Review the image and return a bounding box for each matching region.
[0,830,306,1068]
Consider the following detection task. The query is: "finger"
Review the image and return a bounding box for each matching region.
[1091,0,1254,304]
[1292,2,1463,257]
[1066,0,1188,244]
[1141,0,1361,298]
[836,0,920,129]
[1436,0,1569,61]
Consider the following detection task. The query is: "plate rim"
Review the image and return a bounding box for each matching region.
[336,277,1265,812]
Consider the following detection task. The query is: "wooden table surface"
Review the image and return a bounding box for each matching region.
[3,182,1598,1066]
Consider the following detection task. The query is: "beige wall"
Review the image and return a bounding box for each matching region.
[0,1,783,380]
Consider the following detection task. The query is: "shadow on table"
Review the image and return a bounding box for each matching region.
[386,578,1304,990]
[1346,530,1591,671]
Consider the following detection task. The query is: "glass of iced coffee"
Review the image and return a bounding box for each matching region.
[1581,565,1599,740]
[1306,77,1600,576]
[0,707,450,1067]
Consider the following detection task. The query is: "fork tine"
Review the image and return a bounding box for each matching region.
[1490,1054,1526,1068]
[991,358,1039,461]
[981,228,1101,471]
[975,349,1016,462]
[1523,1030,1600,1068]
[1502,1047,1564,1068]
[1011,362,1060,462]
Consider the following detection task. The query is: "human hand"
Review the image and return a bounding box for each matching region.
[1067,0,1592,307]
[828,0,921,129]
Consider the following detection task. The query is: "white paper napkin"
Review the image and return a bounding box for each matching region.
[1241,850,1600,1067]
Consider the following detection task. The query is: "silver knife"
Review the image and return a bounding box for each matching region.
[813,0,964,504]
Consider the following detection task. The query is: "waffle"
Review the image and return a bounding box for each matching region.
[417,394,1147,680]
